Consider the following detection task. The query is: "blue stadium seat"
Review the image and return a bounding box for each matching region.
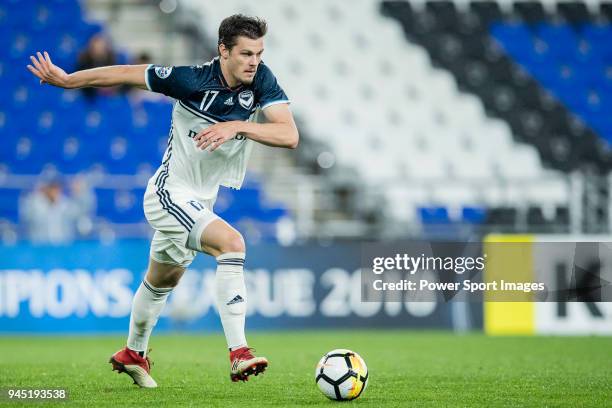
[54,95,87,131]
[218,207,241,223]
[92,136,141,174]
[0,188,21,222]
[214,188,235,214]
[3,136,46,174]
[232,188,261,211]
[80,108,115,137]
[0,28,10,57]
[462,207,487,224]
[256,207,288,222]
[582,25,612,53]
[490,23,533,57]
[536,24,577,60]
[74,21,103,43]
[96,95,133,129]
[419,207,451,224]
[214,183,287,225]
[142,101,174,132]
[49,0,82,17]
[0,111,22,139]
[29,5,58,34]
[51,32,81,71]
[53,135,95,174]
[0,4,8,28]
[4,3,36,28]
[418,206,462,238]
[8,32,38,61]
[34,110,66,139]
[96,188,145,223]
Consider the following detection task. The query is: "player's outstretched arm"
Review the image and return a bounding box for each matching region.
[195,103,299,151]
[27,51,148,89]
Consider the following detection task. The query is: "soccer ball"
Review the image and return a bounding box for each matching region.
[315,349,369,401]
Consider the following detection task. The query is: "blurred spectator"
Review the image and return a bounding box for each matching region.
[69,176,96,231]
[77,34,119,99]
[134,51,151,65]
[21,177,96,244]
[129,51,168,104]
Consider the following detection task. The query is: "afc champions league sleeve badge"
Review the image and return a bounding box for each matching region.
[238,90,254,110]
[154,66,173,79]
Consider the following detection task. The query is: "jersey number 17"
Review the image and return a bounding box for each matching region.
[199,90,219,111]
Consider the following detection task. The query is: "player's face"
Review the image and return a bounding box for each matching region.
[224,36,264,85]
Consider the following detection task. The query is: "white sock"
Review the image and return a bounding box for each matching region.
[127,279,173,355]
[215,252,248,350]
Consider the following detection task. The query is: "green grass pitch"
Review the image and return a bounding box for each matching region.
[0,331,610,407]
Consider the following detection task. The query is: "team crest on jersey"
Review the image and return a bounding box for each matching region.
[154,66,173,79]
[238,90,254,109]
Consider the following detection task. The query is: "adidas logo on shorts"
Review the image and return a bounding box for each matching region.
[226,295,244,305]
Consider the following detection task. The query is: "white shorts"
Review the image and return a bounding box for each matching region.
[143,182,220,267]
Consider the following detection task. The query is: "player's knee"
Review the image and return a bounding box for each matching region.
[162,272,181,287]
[154,265,184,287]
[199,220,246,257]
[220,232,245,254]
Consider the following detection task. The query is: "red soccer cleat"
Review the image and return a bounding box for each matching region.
[109,347,157,388]
[229,347,268,382]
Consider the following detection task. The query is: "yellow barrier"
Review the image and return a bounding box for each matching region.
[483,235,535,335]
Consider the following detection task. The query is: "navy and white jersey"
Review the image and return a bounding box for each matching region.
[144,57,290,199]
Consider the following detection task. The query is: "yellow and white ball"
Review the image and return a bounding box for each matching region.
[315,349,369,401]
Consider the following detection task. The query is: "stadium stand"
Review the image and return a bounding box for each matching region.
[380,0,612,232]
[381,0,612,170]
[0,0,289,241]
[184,0,572,234]
[4,0,610,239]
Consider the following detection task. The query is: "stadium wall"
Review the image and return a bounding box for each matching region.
[2,237,609,335]
[0,241,480,333]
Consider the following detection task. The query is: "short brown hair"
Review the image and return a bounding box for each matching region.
[218,14,267,53]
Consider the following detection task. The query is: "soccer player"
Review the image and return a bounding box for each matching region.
[27,15,298,387]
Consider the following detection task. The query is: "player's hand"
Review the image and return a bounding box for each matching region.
[27,52,71,88]
[194,121,242,152]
